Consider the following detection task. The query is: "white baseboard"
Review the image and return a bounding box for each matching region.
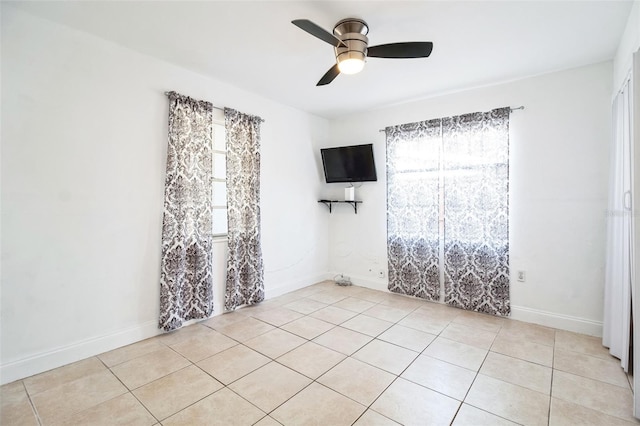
[0,320,162,386]
[348,274,388,292]
[2,275,602,386]
[510,305,603,337]
[265,272,334,299]
[329,271,604,337]
[1,272,334,385]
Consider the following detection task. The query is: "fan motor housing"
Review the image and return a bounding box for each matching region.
[333,18,369,67]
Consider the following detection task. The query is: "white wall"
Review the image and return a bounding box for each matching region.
[322,62,613,336]
[613,0,640,92]
[1,6,330,384]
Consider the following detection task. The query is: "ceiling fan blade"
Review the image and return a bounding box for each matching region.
[367,42,433,58]
[292,19,346,48]
[317,64,340,86]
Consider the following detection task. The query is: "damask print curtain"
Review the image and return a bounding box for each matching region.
[443,108,510,316]
[386,107,510,316]
[159,92,214,332]
[386,119,441,300]
[224,108,265,310]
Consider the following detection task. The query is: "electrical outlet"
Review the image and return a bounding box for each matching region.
[517,271,526,282]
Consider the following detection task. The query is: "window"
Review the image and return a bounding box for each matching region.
[386,108,510,316]
[212,121,227,237]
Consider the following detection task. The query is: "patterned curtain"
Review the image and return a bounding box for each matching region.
[224,108,265,310]
[386,119,441,300]
[159,92,214,332]
[443,107,510,316]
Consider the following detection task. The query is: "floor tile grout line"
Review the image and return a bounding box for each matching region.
[95,356,161,423]
[20,379,43,426]
[6,282,632,425]
[103,351,173,424]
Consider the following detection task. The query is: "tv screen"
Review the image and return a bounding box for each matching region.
[321,144,377,183]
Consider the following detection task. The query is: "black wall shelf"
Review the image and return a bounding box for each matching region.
[318,200,362,214]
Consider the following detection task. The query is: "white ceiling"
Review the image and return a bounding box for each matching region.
[8,1,634,119]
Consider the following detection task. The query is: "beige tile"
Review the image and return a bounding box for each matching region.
[549,397,639,426]
[466,374,550,426]
[499,320,556,346]
[414,303,462,321]
[554,348,629,388]
[440,322,497,350]
[31,370,127,425]
[352,339,418,375]
[378,293,426,310]
[228,362,311,412]
[23,357,106,395]
[237,301,280,317]
[201,311,247,330]
[423,337,487,371]
[371,378,460,425]
[313,326,373,355]
[271,382,365,426]
[287,285,326,298]
[1,381,38,426]
[555,330,614,360]
[243,328,306,359]
[452,310,505,333]
[283,298,328,314]
[362,304,414,323]
[162,388,265,426]
[453,404,518,426]
[280,316,335,340]
[398,310,451,334]
[355,288,393,304]
[254,415,282,426]
[481,351,552,394]
[306,289,349,304]
[98,338,165,367]
[169,329,237,362]
[353,409,401,426]
[216,317,275,342]
[111,346,190,390]
[341,314,393,337]
[491,333,554,366]
[277,341,346,379]
[552,370,635,422]
[267,292,302,305]
[197,344,270,385]
[401,355,476,400]
[133,365,222,420]
[53,392,156,426]
[250,307,304,327]
[309,305,358,325]
[377,324,436,352]
[155,324,212,346]
[332,297,377,313]
[318,358,395,406]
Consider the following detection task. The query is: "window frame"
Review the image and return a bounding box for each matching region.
[212,119,227,239]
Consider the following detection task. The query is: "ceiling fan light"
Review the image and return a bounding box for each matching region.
[338,57,365,74]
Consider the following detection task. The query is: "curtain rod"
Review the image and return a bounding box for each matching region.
[164,91,225,111]
[377,106,525,132]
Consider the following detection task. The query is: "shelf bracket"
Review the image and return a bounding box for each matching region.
[318,200,333,213]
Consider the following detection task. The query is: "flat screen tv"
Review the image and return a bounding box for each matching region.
[321,144,377,183]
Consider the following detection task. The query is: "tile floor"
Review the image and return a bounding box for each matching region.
[2,281,639,425]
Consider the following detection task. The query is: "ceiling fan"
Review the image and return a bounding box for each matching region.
[292,18,433,86]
